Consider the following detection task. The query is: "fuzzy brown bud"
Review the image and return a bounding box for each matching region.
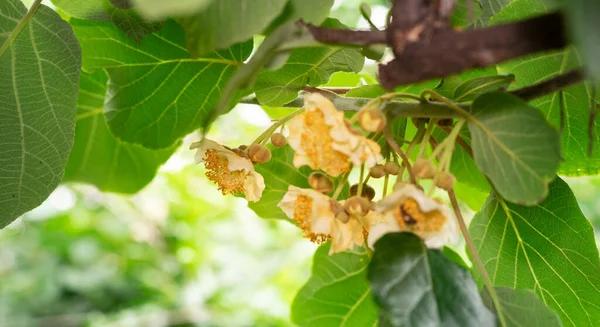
[344,196,370,216]
[369,164,386,178]
[247,144,271,163]
[357,107,387,132]
[411,158,437,179]
[309,172,334,194]
[270,133,287,147]
[436,172,456,190]
[349,184,376,201]
[384,162,400,175]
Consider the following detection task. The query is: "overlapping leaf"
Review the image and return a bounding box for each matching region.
[470,177,600,327]
[454,74,514,102]
[51,0,162,43]
[63,70,176,193]
[468,92,560,205]
[71,19,252,149]
[0,0,81,228]
[565,0,600,80]
[482,287,562,327]
[368,233,496,327]
[292,243,378,327]
[254,20,364,107]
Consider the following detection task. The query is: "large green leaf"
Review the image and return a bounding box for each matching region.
[492,0,600,176]
[71,19,252,149]
[565,0,600,80]
[291,243,378,327]
[454,74,515,102]
[368,233,496,326]
[51,0,162,43]
[131,0,214,20]
[482,287,562,327]
[254,20,364,107]
[474,0,513,27]
[468,92,560,205]
[265,0,335,33]
[175,0,288,57]
[63,70,176,193]
[0,1,81,228]
[248,145,348,220]
[469,177,600,327]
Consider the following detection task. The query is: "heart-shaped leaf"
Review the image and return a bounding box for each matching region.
[0,0,81,228]
[482,287,562,327]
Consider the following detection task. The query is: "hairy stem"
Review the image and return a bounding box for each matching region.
[447,189,507,327]
[384,126,416,184]
[0,0,43,57]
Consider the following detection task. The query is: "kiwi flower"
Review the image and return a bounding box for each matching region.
[190,139,265,202]
[287,93,383,177]
[369,183,458,248]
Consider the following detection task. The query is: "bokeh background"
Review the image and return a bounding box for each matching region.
[2,1,600,326]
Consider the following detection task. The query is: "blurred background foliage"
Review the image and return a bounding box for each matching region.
[2,0,600,326]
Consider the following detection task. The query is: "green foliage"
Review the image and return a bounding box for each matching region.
[0,0,81,228]
[454,75,515,102]
[368,233,496,326]
[468,92,560,205]
[63,70,177,193]
[470,177,600,327]
[291,243,378,327]
[51,0,162,43]
[71,19,252,149]
[482,287,562,327]
[565,0,600,80]
[255,19,364,107]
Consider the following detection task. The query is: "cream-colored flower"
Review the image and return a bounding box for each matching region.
[368,183,458,248]
[190,139,265,202]
[287,93,383,177]
[278,186,370,255]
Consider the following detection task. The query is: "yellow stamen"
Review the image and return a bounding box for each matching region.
[394,198,447,233]
[204,149,249,196]
[301,109,350,176]
[293,194,330,244]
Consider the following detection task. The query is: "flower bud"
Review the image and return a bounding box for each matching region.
[335,211,350,223]
[350,183,376,201]
[309,172,334,194]
[357,107,387,132]
[369,164,386,178]
[238,145,248,150]
[344,196,370,216]
[411,158,436,179]
[270,133,287,147]
[384,162,400,175]
[248,144,272,163]
[436,172,456,190]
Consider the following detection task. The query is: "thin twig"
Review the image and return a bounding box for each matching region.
[440,126,473,157]
[301,22,388,46]
[447,188,507,327]
[384,126,416,184]
[510,69,584,101]
[303,86,352,94]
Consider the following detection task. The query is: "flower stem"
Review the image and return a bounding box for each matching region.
[252,108,304,145]
[384,126,416,185]
[417,120,436,158]
[447,189,507,327]
[332,172,350,200]
[357,165,365,198]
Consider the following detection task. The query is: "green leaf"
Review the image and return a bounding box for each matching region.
[131,0,214,20]
[254,20,364,107]
[249,144,348,220]
[51,0,162,43]
[0,1,81,228]
[565,0,600,80]
[63,70,176,193]
[468,92,560,205]
[493,0,600,176]
[474,0,512,27]
[175,0,289,57]
[368,233,496,326]
[469,177,600,327]
[266,0,334,31]
[71,19,252,149]
[482,287,562,327]
[291,243,378,327]
[454,74,515,102]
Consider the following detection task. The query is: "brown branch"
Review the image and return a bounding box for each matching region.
[509,69,584,101]
[384,126,417,184]
[378,13,567,88]
[303,86,351,94]
[301,22,388,46]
